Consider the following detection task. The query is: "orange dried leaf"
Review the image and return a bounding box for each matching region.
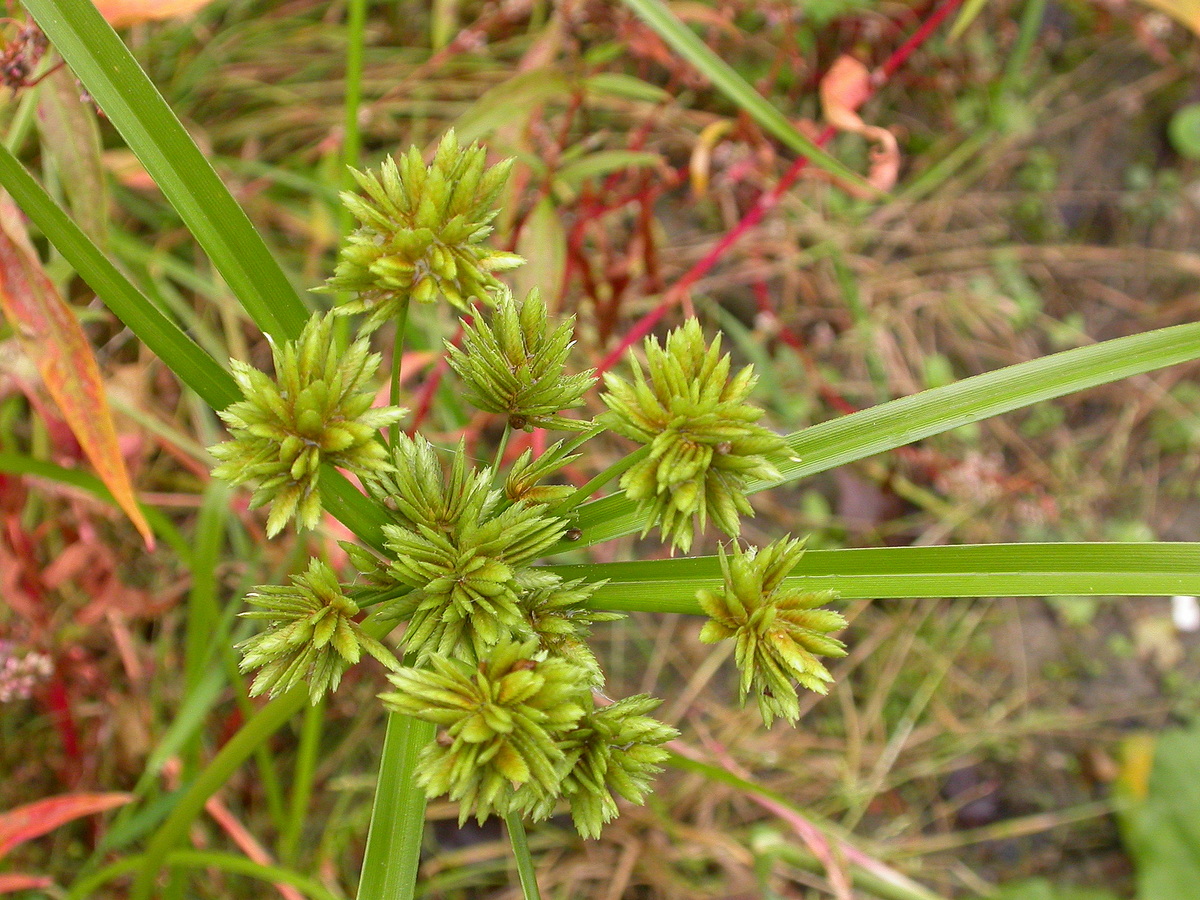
[0,792,132,860]
[0,212,155,549]
[820,55,901,194]
[93,0,216,27]
[0,874,54,894]
[820,55,873,133]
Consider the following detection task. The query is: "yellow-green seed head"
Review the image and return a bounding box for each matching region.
[210,313,405,536]
[698,538,847,725]
[237,559,400,704]
[600,319,785,553]
[447,289,595,432]
[322,131,523,332]
[380,640,590,823]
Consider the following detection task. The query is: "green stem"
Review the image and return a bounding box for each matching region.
[356,711,436,900]
[340,0,367,233]
[280,699,325,866]
[491,424,512,490]
[550,444,650,519]
[505,811,542,900]
[1000,0,1047,94]
[130,688,308,900]
[560,423,606,455]
[390,295,411,447]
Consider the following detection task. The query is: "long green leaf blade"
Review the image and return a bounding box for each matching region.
[356,713,435,900]
[620,0,872,191]
[547,543,1200,612]
[565,321,1200,550]
[23,0,309,342]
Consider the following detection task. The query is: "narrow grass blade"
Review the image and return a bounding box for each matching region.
[36,66,107,247]
[668,753,949,900]
[23,0,310,342]
[356,712,436,900]
[161,850,342,900]
[546,543,1200,612]
[564,321,1200,550]
[130,688,308,900]
[620,0,873,192]
[0,143,391,552]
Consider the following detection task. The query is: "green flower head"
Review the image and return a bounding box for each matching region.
[322,131,523,331]
[238,559,400,704]
[447,289,595,432]
[380,640,589,823]
[698,538,847,725]
[518,694,677,839]
[504,440,580,506]
[372,437,568,661]
[210,313,405,536]
[517,571,621,686]
[600,319,785,553]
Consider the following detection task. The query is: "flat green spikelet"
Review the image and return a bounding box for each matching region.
[322,131,523,331]
[210,312,405,536]
[600,319,785,553]
[698,538,847,725]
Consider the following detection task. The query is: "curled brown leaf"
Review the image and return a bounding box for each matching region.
[819,55,901,194]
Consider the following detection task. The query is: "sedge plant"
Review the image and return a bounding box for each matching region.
[6,1,1200,898]
[210,132,834,848]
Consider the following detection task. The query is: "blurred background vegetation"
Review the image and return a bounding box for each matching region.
[5,0,1200,897]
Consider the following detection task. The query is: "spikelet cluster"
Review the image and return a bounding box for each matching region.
[238,559,400,704]
[324,131,522,331]
[447,289,594,431]
[504,440,580,506]
[516,571,620,686]
[371,436,567,662]
[210,313,404,536]
[698,539,847,725]
[380,640,588,823]
[518,695,677,838]
[381,641,677,833]
[600,319,785,553]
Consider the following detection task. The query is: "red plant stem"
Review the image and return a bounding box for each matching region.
[598,0,962,375]
[876,0,965,84]
[45,672,80,765]
[597,126,835,374]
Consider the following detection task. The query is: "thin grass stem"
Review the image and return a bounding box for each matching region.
[280,699,325,866]
[505,812,542,900]
[550,444,649,519]
[390,296,412,446]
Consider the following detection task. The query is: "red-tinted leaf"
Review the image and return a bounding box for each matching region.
[0,209,154,549]
[0,792,132,860]
[93,0,216,27]
[0,874,54,893]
